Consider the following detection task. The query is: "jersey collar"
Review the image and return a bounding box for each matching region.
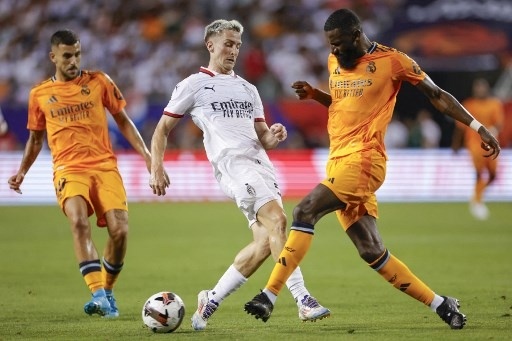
[199,66,237,78]
[367,42,377,54]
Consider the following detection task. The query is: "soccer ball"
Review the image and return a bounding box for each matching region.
[142,291,185,333]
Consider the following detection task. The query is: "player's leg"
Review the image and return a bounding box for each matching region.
[487,158,498,185]
[56,172,110,317]
[102,208,128,318]
[94,169,129,318]
[469,151,489,219]
[346,214,466,329]
[63,196,110,316]
[245,184,343,322]
[258,197,331,321]
[192,222,270,330]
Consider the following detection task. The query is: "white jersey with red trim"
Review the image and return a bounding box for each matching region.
[163,67,270,165]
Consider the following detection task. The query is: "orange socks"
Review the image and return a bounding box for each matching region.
[102,258,123,291]
[266,223,314,295]
[79,260,103,293]
[370,249,434,305]
[80,259,123,293]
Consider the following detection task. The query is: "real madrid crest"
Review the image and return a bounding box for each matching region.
[366,61,376,73]
[81,85,90,95]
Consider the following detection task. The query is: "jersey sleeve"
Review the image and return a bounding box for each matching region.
[391,52,426,85]
[163,78,195,118]
[100,72,126,115]
[27,87,46,130]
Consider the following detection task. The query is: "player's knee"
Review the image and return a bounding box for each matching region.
[105,209,129,236]
[109,223,129,242]
[358,246,385,264]
[69,215,90,233]
[293,201,316,224]
[269,211,287,235]
[262,207,287,228]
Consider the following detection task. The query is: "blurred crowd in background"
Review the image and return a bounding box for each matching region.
[0,0,511,151]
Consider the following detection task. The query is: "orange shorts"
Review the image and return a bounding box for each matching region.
[322,149,386,230]
[468,143,498,174]
[53,168,128,227]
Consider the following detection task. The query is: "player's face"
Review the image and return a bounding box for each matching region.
[50,42,81,81]
[207,30,242,74]
[325,28,364,70]
[472,79,490,98]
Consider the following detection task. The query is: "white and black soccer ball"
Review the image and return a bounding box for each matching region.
[142,291,185,333]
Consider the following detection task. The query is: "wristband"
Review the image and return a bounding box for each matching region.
[469,120,482,132]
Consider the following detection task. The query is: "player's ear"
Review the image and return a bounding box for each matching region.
[352,29,361,43]
[206,41,214,53]
[49,51,56,63]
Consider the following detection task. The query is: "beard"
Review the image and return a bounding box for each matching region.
[335,46,361,70]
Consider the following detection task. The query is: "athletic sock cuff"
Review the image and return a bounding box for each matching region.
[290,221,315,234]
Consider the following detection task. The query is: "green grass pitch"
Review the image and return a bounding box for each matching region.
[0,201,510,340]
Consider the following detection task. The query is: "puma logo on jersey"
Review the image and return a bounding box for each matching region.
[204,85,215,92]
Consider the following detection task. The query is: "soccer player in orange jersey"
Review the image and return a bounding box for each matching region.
[245,9,500,329]
[452,78,504,220]
[7,29,158,318]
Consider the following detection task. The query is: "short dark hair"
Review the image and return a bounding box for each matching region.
[324,9,361,33]
[50,29,79,47]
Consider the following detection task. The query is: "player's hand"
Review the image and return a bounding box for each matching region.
[291,81,315,100]
[270,123,287,142]
[7,173,24,194]
[479,127,501,159]
[149,168,170,196]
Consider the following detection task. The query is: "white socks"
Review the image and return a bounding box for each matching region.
[208,264,310,307]
[208,264,247,304]
[430,294,445,311]
[262,267,309,306]
[285,266,311,306]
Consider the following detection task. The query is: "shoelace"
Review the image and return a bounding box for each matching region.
[201,301,218,319]
[301,296,320,308]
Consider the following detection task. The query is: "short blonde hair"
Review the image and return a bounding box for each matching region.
[204,19,244,42]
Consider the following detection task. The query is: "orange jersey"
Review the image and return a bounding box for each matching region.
[27,70,126,172]
[458,97,504,148]
[327,43,426,159]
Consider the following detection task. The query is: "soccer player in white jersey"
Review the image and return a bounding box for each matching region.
[149,19,330,330]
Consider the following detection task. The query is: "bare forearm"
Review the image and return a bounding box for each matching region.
[19,135,43,174]
[432,90,474,126]
[312,88,332,107]
[150,126,168,171]
[118,122,151,160]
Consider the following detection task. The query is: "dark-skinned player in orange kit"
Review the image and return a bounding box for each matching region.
[245,8,500,330]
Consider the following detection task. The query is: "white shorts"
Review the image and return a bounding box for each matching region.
[214,155,283,227]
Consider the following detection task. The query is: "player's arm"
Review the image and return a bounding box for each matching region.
[113,109,152,171]
[291,81,332,107]
[415,75,500,159]
[7,129,45,194]
[149,115,180,196]
[255,121,287,150]
[451,124,464,154]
